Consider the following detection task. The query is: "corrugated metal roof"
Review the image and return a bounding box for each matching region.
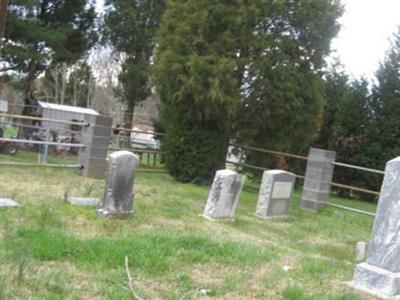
[38,101,99,115]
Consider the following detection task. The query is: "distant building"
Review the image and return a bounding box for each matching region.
[38,101,98,132]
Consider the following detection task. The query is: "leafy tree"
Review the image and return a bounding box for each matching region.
[1,0,97,114]
[155,0,246,182]
[103,0,166,128]
[37,62,94,107]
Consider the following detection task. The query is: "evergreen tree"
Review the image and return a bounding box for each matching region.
[155,0,343,181]
[1,0,97,114]
[238,1,343,171]
[333,78,372,197]
[155,0,246,182]
[103,0,166,128]
[370,28,400,166]
[316,61,349,150]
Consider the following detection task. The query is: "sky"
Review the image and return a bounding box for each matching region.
[330,0,400,80]
[95,0,400,81]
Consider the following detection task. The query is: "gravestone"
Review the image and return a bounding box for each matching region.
[97,151,140,219]
[203,169,244,220]
[301,148,336,211]
[0,198,20,208]
[351,157,400,298]
[79,114,112,179]
[67,197,99,207]
[255,170,296,219]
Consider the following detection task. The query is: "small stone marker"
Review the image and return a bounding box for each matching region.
[97,151,140,219]
[356,241,367,262]
[203,169,244,220]
[351,157,400,298]
[0,198,20,208]
[67,197,99,207]
[255,170,296,219]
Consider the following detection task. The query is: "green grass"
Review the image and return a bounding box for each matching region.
[0,152,379,299]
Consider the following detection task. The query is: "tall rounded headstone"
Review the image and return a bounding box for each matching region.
[255,170,296,219]
[203,169,244,220]
[351,157,400,298]
[97,150,140,219]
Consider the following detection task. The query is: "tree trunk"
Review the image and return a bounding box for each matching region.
[22,60,38,114]
[0,0,8,39]
[20,59,39,138]
[73,75,78,106]
[60,63,67,105]
[275,154,289,171]
[124,101,135,129]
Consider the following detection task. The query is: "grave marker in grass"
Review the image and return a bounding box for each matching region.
[255,170,295,219]
[98,151,140,219]
[203,169,244,220]
[351,157,400,298]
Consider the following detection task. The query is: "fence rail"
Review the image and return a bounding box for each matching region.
[0,137,85,148]
[234,144,308,160]
[333,161,384,175]
[0,112,88,127]
[0,162,82,168]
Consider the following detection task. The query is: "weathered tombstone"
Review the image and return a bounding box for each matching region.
[0,198,20,208]
[97,151,140,219]
[255,170,296,219]
[351,157,400,298]
[79,114,112,179]
[67,197,99,207]
[301,148,336,211]
[203,169,244,220]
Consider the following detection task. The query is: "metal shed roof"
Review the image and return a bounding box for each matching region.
[38,101,99,115]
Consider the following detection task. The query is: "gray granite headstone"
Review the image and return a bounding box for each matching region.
[67,197,99,207]
[203,169,244,220]
[0,198,20,208]
[301,148,336,211]
[97,150,140,219]
[255,170,296,219]
[351,157,400,298]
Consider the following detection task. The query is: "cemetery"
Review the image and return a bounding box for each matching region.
[0,117,387,299]
[1,1,400,299]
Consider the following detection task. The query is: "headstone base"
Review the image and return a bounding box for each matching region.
[254,213,288,220]
[67,197,99,207]
[351,262,400,299]
[201,214,234,222]
[0,198,20,208]
[97,209,133,219]
[300,198,324,211]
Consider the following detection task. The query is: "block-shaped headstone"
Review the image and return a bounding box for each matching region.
[255,170,296,219]
[351,157,400,298]
[97,151,140,219]
[301,148,336,211]
[79,114,112,179]
[203,169,244,220]
[67,197,99,207]
[0,198,20,208]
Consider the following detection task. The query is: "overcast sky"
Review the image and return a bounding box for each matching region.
[330,0,400,80]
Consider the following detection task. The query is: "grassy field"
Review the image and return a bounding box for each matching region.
[0,152,379,299]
